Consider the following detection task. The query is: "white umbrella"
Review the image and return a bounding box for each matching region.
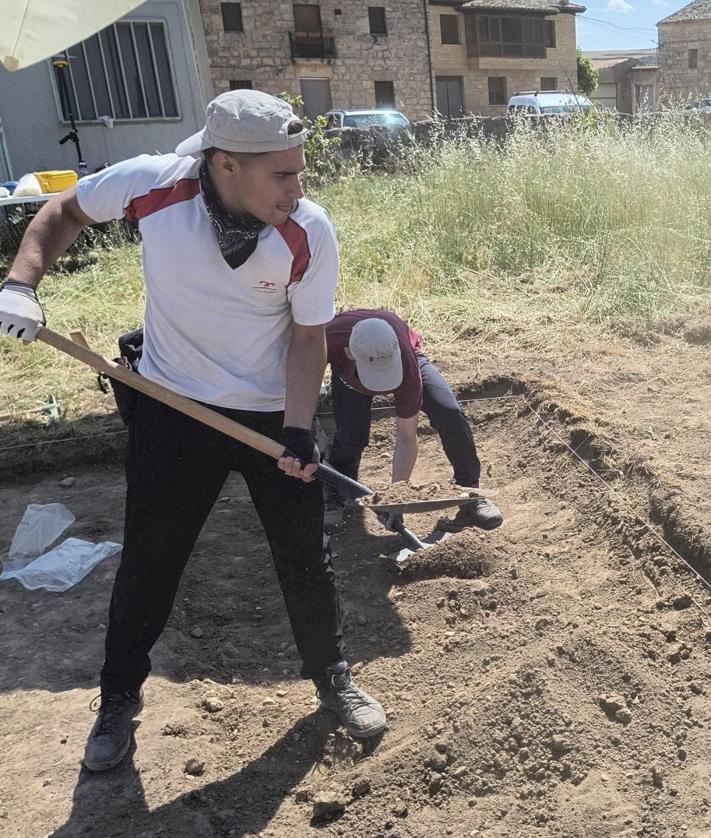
[1,1,146,71]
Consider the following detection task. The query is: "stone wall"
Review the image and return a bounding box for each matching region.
[658,19,711,102]
[428,6,580,115]
[198,0,433,120]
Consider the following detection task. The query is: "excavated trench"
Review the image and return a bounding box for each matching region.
[2,377,711,837]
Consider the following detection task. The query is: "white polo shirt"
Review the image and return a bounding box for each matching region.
[76,153,338,410]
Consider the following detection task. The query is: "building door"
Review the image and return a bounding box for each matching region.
[300,78,332,120]
[435,76,464,117]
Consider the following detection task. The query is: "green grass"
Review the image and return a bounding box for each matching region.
[322,113,711,328]
[2,111,711,420]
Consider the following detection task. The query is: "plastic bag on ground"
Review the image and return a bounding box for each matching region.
[0,538,121,592]
[6,503,75,572]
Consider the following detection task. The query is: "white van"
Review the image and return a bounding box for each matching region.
[507,91,593,116]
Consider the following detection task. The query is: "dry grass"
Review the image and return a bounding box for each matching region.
[2,112,711,424]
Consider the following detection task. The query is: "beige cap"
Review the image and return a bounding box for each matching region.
[175,89,307,156]
[349,318,403,393]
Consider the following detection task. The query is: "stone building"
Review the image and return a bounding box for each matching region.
[658,0,711,102]
[586,50,659,113]
[427,0,585,116]
[198,0,433,120]
[197,0,586,121]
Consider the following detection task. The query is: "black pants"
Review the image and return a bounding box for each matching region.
[101,393,344,695]
[327,353,481,500]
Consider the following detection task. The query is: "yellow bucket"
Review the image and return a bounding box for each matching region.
[33,170,78,194]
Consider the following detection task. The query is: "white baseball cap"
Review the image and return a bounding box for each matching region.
[175,89,307,157]
[349,319,404,392]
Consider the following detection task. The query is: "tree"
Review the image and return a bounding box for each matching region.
[577,48,599,95]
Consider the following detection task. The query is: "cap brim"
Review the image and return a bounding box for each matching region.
[357,358,404,393]
[175,129,208,157]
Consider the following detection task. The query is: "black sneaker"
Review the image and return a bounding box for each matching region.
[458,496,504,530]
[83,688,144,772]
[316,662,386,739]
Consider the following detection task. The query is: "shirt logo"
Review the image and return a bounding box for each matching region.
[254,280,277,293]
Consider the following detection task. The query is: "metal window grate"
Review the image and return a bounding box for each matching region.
[54,21,179,123]
[488,76,507,106]
[368,6,387,35]
[221,3,244,33]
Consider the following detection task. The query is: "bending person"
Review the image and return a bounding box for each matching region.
[324,308,503,533]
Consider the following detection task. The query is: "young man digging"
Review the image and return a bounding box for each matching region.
[0,90,385,771]
[324,308,503,534]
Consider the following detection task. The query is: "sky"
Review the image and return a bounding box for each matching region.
[576,0,686,51]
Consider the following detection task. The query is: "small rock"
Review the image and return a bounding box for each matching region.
[356,614,368,626]
[550,735,573,756]
[615,708,633,725]
[668,645,691,665]
[185,758,204,776]
[203,696,224,713]
[294,789,310,803]
[190,627,204,639]
[351,776,371,799]
[673,594,693,610]
[598,693,626,715]
[392,798,408,817]
[312,790,346,820]
[59,476,75,488]
[651,765,664,788]
[262,697,276,707]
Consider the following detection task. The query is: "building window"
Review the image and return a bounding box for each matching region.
[221,3,244,33]
[472,15,546,58]
[440,15,460,44]
[229,80,252,90]
[541,77,557,90]
[293,4,322,32]
[488,76,507,106]
[689,49,698,69]
[636,84,654,111]
[374,80,395,108]
[368,7,387,36]
[545,20,556,48]
[53,21,178,122]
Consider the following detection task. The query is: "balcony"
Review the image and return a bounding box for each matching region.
[289,30,337,61]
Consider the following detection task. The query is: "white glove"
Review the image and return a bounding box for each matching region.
[0,281,45,341]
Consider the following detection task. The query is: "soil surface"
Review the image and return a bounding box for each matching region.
[2,363,711,838]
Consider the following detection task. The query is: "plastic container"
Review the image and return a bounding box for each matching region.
[1,180,17,194]
[33,170,78,193]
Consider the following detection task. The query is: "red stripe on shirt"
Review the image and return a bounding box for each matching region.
[276,217,311,284]
[125,178,200,222]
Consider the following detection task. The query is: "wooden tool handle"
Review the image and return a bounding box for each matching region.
[38,327,284,457]
[36,327,373,500]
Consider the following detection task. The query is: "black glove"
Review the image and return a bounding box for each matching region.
[377,511,404,533]
[279,426,319,468]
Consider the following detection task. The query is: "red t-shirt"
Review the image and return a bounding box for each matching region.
[326,309,423,419]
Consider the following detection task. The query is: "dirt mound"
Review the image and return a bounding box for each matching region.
[401,530,498,581]
[2,394,711,837]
